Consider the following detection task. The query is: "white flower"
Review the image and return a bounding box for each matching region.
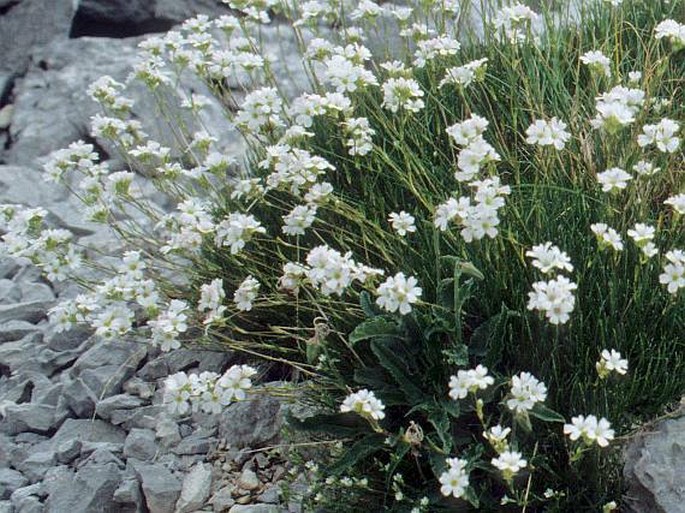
[581,50,612,77]
[526,242,574,274]
[655,19,685,49]
[637,118,681,153]
[446,114,489,146]
[525,117,571,150]
[217,364,257,403]
[282,204,317,236]
[493,3,539,43]
[507,372,547,413]
[628,71,642,83]
[381,77,424,113]
[591,86,645,132]
[163,372,192,415]
[492,450,527,478]
[439,58,488,89]
[438,457,469,498]
[597,167,632,193]
[665,194,685,215]
[388,211,416,236]
[198,278,226,324]
[484,425,511,452]
[234,276,260,311]
[215,213,266,255]
[633,160,660,177]
[340,389,385,420]
[375,272,422,315]
[527,275,577,325]
[564,414,614,447]
[591,223,624,251]
[596,349,628,378]
[627,223,657,258]
[434,197,470,231]
[448,365,494,400]
[659,250,685,295]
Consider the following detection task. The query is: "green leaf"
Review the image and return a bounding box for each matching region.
[428,408,453,454]
[370,339,425,403]
[359,291,377,318]
[529,403,566,424]
[349,317,401,344]
[514,410,533,433]
[442,343,469,366]
[328,433,387,475]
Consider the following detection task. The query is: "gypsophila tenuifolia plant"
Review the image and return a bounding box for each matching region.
[1,0,684,510]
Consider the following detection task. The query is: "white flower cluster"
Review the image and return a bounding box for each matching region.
[525,117,571,150]
[590,86,645,132]
[438,457,469,498]
[234,275,260,311]
[159,198,216,254]
[413,35,460,68]
[580,50,612,78]
[87,75,134,115]
[163,364,258,415]
[526,242,577,325]
[375,272,422,315]
[627,223,658,259]
[596,349,628,379]
[655,19,685,49]
[343,117,375,156]
[262,145,335,196]
[340,389,386,420]
[279,245,383,297]
[215,212,266,255]
[448,365,494,400]
[637,118,681,154]
[234,87,284,133]
[446,114,501,182]
[659,249,685,295]
[0,205,80,283]
[492,3,539,43]
[198,278,227,325]
[439,58,488,89]
[591,223,623,252]
[381,77,425,113]
[563,414,614,447]
[506,371,548,413]
[526,242,574,274]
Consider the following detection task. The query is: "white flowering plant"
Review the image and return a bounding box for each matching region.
[1,0,684,510]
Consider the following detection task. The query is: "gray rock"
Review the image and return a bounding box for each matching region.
[71,339,147,398]
[9,483,45,513]
[110,405,163,430]
[44,324,92,352]
[122,378,155,399]
[36,419,126,454]
[113,478,145,513]
[0,321,42,343]
[16,450,56,483]
[175,463,212,513]
[41,466,73,498]
[18,283,54,303]
[13,496,42,513]
[0,0,75,76]
[228,506,286,513]
[624,414,685,513]
[0,302,51,324]
[155,416,181,447]
[0,280,22,304]
[0,501,13,513]
[164,349,234,375]
[173,433,218,456]
[44,462,122,513]
[219,395,282,449]
[0,404,60,435]
[134,463,182,513]
[0,469,28,500]
[62,377,97,417]
[257,486,281,505]
[95,394,144,421]
[0,334,43,374]
[210,485,235,512]
[55,438,81,464]
[80,443,124,459]
[123,428,158,461]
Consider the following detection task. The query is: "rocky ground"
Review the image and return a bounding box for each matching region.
[0,1,683,512]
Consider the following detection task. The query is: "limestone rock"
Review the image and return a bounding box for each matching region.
[175,462,212,513]
[0,468,28,500]
[219,395,282,449]
[123,428,158,461]
[134,463,182,513]
[624,414,685,513]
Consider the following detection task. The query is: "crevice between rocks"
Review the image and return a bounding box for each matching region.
[0,0,21,16]
[69,11,178,39]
